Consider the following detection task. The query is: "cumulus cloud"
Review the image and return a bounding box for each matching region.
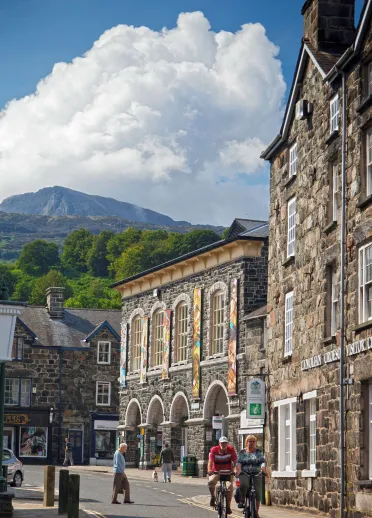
[0,11,285,225]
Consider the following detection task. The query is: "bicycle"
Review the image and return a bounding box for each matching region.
[238,471,266,518]
[213,470,234,518]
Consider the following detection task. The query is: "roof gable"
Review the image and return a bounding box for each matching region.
[226,218,268,239]
[84,320,121,343]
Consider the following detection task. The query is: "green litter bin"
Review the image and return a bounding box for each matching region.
[182,455,196,476]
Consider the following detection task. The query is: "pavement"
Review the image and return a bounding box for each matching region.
[13,501,97,518]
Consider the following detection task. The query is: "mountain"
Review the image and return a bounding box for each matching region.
[0,186,190,227]
[0,212,224,262]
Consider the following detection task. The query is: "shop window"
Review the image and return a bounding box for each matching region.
[19,427,47,458]
[287,197,296,258]
[97,341,111,364]
[96,381,111,406]
[131,317,142,372]
[273,398,297,476]
[359,242,372,323]
[152,310,164,367]
[211,290,225,355]
[95,430,117,459]
[175,302,188,362]
[5,378,31,407]
[284,292,294,356]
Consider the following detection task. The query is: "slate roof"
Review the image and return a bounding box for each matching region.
[226,218,268,239]
[240,223,269,239]
[306,41,340,75]
[18,306,121,349]
[243,305,267,321]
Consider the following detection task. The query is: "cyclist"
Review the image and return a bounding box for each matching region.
[207,436,238,515]
[235,435,268,518]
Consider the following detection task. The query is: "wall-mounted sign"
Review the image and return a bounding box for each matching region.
[301,337,372,371]
[4,414,30,425]
[212,416,223,429]
[94,420,119,430]
[191,402,200,411]
[246,378,265,420]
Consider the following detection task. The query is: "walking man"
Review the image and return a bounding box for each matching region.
[63,437,74,466]
[112,442,134,505]
[160,442,174,483]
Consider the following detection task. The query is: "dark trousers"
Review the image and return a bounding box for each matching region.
[112,473,131,502]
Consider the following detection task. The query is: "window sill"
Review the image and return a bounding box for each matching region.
[272,470,297,478]
[126,373,140,380]
[325,130,339,145]
[281,354,292,364]
[356,480,372,488]
[323,220,337,234]
[282,256,295,268]
[169,363,192,373]
[357,194,372,210]
[322,336,336,345]
[284,174,296,189]
[301,470,318,478]
[356,95,372,114]
[147,369,162,377]
[352,320,372,333]
[201,355,228,366]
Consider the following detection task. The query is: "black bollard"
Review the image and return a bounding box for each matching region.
[58,469,69,515]
[67,474,80,518]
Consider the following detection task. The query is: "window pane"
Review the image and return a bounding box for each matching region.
[287,198,296,257]
[98,342,110,363]
[5,379,19,406]
[289,144,297,178]
[20,379,31,407]
[153,311,164,367]
[285,292,293,356]
[97,382,110,405]
[212,291,225,355]
[176,303,188,362]
[132,318,142,371]
[309,399,316,469]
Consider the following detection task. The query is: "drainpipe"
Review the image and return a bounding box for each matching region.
[58,348,63,463]
[339,70,347,518]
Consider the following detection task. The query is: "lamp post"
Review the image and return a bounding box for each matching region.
[0,281,26,515]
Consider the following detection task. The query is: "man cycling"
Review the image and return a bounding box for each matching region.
[207,436,237,515]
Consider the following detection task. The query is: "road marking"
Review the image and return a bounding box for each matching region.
[177,494,183,497]
[169,492,175,494]
[83,510,106,518]
[179,497,241,518]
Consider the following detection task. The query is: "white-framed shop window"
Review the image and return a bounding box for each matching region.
[330,94,339,133]
[285,292,293,356]
[96,381,111,406]
[359,242,372,323]
[273,398,297,477]
[289,143,297,178]
[97,341,111,365]
[287,197,296,258]
[366,128,372,197]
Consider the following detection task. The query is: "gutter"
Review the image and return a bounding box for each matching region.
[324,47,354,83]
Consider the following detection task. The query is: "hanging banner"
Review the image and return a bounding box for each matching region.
[120,322,128,388]
[140,316,149,384]
[246,378,266,420]
[192,288,202,399]
[162,310,172,379]
[227,278,238,396]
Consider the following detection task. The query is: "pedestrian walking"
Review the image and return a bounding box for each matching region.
[112,442,134,505]
[160,442,174,483]
[63,437,74,466]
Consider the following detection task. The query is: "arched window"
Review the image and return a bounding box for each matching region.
[152,310,164,367]
[211,290,225,355]
[131,317,142,372]
[175,302,188,362]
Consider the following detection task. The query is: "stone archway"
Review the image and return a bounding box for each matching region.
[146,396,165,466]
[125,399,142,467]
[170,392,190,463]
[203,381,229,420]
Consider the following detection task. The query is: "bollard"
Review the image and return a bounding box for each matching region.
[43,466,55,507]
[2,466,8,491]
[58,469,69,515]
[67,474,80,518]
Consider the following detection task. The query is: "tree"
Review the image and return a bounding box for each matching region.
[114,244,148,280]
[106,228,143,273]
[0,264,17,297]
[61,229,94,273]
[18,240,60,276]
[87,230,114,277]
[11,275,35,302]
[29,270,73,305]
[178,230,221,255]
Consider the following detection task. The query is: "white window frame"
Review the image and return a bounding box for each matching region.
[369,382,372,479]
[331,269,338,337]
[359,243,372,323]
[332,163,339,222]
[211,290,225,355]
[330,94,340,134]
[366,128,372,197]
[96,381,111,406]
[309,398,316,471]
[5,378,31,407]
[289,143,297,178]
[284,292,293,357]
[175,302,188,363]
[131,317,142,372]
[368,62,372,97]
[152,310,164,367]
[97,341,111,365]
[272,398,297,477]
[287,197,296,258]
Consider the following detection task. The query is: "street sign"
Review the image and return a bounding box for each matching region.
[137,434,143,439]
[246,378,265,420]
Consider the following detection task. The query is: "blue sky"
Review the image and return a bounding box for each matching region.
[0,0,364,110]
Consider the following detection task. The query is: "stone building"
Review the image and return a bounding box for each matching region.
[261,0,372,516]
[112,218,268,475]
[4,287,121,465]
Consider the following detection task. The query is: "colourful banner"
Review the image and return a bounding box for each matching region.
[162,310,172,380]
[192,288,202,399]
[120,322,128,388]
[227,279,238,396]
[140,316,148,384]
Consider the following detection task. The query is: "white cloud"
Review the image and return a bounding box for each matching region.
[0,11,285,225]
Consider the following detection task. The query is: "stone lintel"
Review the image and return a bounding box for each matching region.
[184,418,209,426]
[159,421,177,428]
[225,413,240,421]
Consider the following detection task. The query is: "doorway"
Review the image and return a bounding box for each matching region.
[69,429,83,464]
[3,428,14,451]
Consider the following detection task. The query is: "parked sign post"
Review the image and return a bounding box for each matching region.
[246,378,265,420]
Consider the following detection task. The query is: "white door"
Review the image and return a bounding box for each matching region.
[3,428,14,451]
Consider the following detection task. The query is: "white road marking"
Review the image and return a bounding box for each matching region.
[169,491,175,494]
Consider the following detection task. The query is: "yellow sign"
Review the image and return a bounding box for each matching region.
[141,427,145,436]
[4,414,30,425]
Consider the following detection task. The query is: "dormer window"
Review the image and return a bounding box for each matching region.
[330,94,339,134]
[97,341,111,365]
[289,143,297,178]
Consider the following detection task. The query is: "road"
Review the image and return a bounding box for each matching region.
[20,466,214,518]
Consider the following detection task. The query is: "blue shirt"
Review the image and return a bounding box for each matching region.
[237,448,266,475]
[113,450,125,474]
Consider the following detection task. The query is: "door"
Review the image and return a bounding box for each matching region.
[181,427,188,459]
[69,429,83,464]
[3,428,14,451]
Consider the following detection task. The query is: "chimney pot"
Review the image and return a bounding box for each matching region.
[46,287,65,319]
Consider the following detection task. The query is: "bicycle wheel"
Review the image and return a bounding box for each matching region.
[221,489,228,518]
[249,495,257,518]
[244,498,250,518]
[216,488,223,518]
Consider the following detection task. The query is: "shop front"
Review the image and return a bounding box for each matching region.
[239,411,264,449]
[90,413,119,465]
[4,409,52,464]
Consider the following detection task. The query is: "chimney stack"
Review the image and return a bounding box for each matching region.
[302,0,355,53]
[46,287,65,319]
